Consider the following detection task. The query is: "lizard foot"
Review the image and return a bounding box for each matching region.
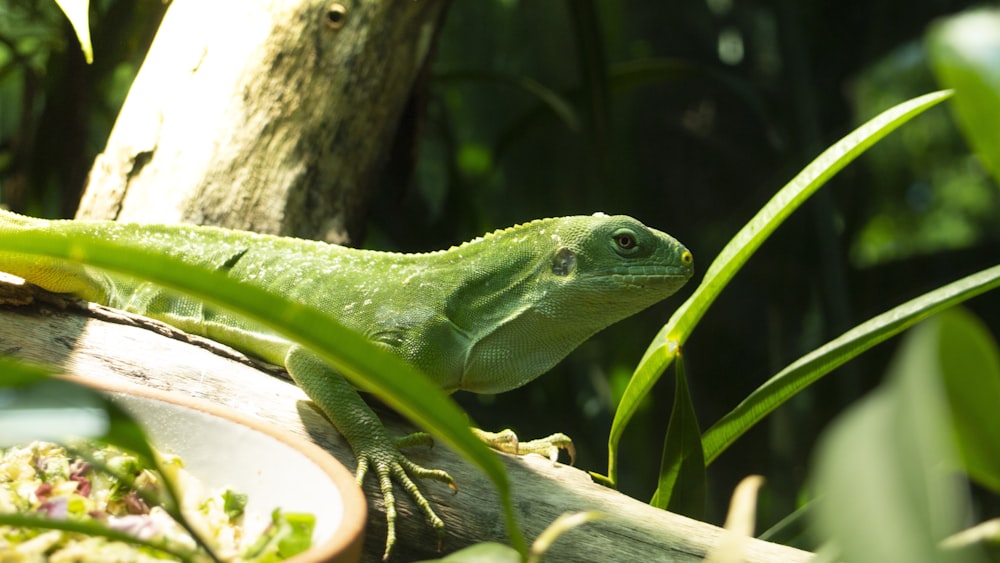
[355,434,457,560]
[473,428,576,464]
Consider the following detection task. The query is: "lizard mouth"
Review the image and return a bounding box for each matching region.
[594,265,693,289]
[598,265,693,278]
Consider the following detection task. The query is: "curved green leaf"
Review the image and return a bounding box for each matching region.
[606,90,953,484]
[701,264,1000,465]
[0,229,526,553]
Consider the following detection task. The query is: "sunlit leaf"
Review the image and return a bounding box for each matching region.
[53,0,93,64]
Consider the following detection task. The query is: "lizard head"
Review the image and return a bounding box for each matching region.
[454,213,693,394]
[545,212,693,303]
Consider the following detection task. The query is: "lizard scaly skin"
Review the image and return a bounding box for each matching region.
[0,210,693,558]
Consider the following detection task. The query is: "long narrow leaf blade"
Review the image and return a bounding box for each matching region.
[606,90,953,483]
[701,263,1000,465]
[0,229,525,552]
[649,353,705,517]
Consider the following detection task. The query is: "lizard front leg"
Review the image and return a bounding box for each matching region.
[284,345,455,560]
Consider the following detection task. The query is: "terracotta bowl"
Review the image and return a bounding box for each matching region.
[88,380,365,563]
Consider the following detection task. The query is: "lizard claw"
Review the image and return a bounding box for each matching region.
[355,433,456,560]
[474,428,576,465]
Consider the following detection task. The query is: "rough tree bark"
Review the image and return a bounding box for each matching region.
[78,0,445,243]
[0,279,813,562]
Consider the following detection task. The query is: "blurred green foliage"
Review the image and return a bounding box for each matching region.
[0,0,164,216]
[3,0,1000,548]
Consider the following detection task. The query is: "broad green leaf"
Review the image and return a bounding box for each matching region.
[53,0,93,64]
[701,263,1000,465]
[606,90,953,484]
[935,308,1000,492]
[928,8,1000,185]
[649,352,705,518]
[812,315,981,563]
[0,229,526,554]
[0,355,53,387]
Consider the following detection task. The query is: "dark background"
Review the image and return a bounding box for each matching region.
[3,0,998,545]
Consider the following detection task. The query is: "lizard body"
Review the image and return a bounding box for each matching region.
[0,210,693,557]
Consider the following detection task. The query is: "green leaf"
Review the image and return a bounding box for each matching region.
[0,355,55,387]
[606,90,954,484]
[700,264,1000,466]
[928,8,1000,186]
[935,308,1000,493]
[53,0,93,64]
[649,352,705,518]
[812,315,983,563]
[0,228,526,554]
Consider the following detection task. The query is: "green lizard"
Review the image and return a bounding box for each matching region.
[0,209,693,558]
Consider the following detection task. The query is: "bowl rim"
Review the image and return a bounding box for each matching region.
[58,374,367,563]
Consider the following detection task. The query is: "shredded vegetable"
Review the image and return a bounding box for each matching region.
[0,441,314,562]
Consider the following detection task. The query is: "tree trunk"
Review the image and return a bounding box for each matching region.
[78,0,446,244]
[0,279,814,562]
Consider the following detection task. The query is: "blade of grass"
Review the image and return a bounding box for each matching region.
[649,352,705,518]
[0,230,526,554]
[606,90,953,484]
[701,263,1000,465]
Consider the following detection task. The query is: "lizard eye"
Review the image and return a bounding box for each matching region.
[613,232,637,250]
